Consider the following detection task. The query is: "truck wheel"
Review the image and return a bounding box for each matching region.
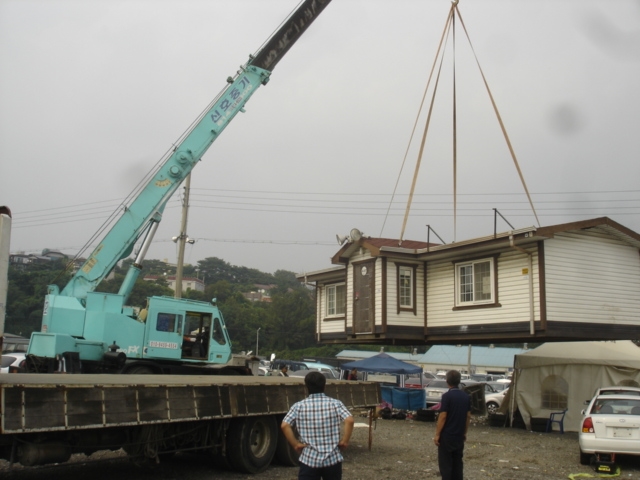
[227,416,277,473]
[274,422,300,466]
[486,402,499,415]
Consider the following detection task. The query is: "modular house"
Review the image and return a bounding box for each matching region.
[298,217,640,345]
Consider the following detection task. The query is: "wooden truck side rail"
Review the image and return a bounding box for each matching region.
[0,374,380,434]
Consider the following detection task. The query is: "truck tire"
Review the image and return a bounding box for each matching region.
[274,422,300,466]
[227,416,277,473]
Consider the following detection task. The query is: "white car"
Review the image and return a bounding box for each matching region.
[485,387,509,415]
[579,390,640,465]
[1,353,26,373]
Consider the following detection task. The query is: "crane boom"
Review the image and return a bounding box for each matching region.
[60,0,332,301]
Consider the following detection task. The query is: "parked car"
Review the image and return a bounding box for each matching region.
[579,391,640,465]
[301,362,341,379]
[485,387,510,415]
[425,380,474,407]
[487,381,510,393]
[588,386,640,400]
[289,368,341,380]
[2,333,29,354]
[470,373,506,382]
[405,372,437,389]
[270,359,309,373]
[1,353,26,373]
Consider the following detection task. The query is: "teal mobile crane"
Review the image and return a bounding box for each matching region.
[25,0,332,375]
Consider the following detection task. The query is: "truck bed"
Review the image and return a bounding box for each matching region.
[0,374,380,434]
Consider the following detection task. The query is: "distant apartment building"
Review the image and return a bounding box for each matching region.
[242,284,274,303]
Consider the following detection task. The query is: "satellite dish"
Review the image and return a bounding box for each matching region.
[350,228,362,241]
[336,234,349,245]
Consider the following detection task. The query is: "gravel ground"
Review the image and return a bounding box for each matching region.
[3,413,640,479]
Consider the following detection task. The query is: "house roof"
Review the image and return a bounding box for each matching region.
[296,265,345,282]
[332,237,438,264]
[328,217,640,266]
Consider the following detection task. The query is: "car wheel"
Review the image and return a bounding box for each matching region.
[486,402,499,415]
[579,449,591,465]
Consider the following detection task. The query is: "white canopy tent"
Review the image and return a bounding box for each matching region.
[510,341,640,432]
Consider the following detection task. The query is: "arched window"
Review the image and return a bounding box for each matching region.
[541,375,568,409]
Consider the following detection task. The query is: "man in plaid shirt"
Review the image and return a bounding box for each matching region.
[281,371,355,480]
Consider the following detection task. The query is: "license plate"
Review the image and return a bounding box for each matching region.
[612,427,633,438]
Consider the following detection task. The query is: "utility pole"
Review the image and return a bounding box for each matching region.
[174,174,192,299]
[256,328,261,357]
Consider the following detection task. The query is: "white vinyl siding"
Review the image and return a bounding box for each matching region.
[386,261,424,327]
[427,249,540,327]
[544,231,640,325]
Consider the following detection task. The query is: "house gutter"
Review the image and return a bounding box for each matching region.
[509,235,535,335]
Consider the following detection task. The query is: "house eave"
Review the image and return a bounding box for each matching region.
[296,265,346,284]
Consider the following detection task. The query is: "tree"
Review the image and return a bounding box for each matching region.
[264,290,315,351]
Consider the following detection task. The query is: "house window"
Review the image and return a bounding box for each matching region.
[326,283,346,316]
[396,264,417,314]
[455,258,495,306]
[399,266,413,308]
[541,375,568,409]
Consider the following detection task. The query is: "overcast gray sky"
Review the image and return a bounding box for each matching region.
[1,0,639,275]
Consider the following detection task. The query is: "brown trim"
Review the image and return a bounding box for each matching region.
[351,259,376,334]
[381,257,387,332]
[396,262,417,315]
[322,316,345,322]
[317,320,640,345]
[538,241,547,330]
[452,302,502,311]
[423,261,428,336]
[316,285,321,342]
[536,216,640,243]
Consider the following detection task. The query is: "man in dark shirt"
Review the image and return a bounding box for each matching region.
[433,370,471,480]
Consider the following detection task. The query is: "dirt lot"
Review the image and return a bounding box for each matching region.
[2,413,640,479]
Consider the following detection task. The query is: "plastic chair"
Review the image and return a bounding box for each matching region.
[546,409,567,434]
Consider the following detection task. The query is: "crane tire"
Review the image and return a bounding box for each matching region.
[226,416,277,473]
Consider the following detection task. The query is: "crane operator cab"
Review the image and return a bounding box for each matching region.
[144,296,231,365]
[181,313,228,360]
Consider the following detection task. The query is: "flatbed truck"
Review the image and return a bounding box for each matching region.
[0,374,380,472]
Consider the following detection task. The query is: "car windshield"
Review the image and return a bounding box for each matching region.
[426,380,449,388]
[590,397,640,415]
